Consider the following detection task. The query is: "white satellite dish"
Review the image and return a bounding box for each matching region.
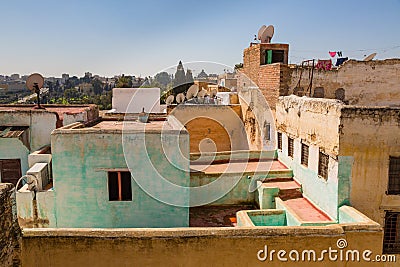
[26,73,45,109]
[166,95,174,105]
[186,84,199,99]
[197,89,207,98]
[363,53,377,61]
[176,93,185,103]
[257,25,267,41]
[210,88,217,98]
[259,25,274,43]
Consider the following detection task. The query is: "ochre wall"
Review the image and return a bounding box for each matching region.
[339,107,400,225]
[21,225,389,267]
[170,105,248,153]
[287,59,400,106]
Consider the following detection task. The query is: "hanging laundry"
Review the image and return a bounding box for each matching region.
[337,51,343,57]
[315,59,332,70]
[335,57,348,66]
[329,51,337,57]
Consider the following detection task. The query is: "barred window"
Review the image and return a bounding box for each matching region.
[388,156,400,195]
[383,212,400,254]
[301,143,309,166]
[277,132,282,150]
[288,138,294,158]
[108,171,132,201]
[318,152,329,180]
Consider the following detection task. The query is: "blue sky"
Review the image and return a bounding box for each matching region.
[1,0,399,77]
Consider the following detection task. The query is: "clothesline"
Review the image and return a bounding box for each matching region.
[290,45,400,54]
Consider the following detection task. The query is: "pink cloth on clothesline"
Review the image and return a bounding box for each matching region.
[329,51,336,57]
[315,60,332,70]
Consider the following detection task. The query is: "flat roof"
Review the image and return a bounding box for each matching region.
[52,118,185,134]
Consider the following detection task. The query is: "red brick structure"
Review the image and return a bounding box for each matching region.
[240,43,290,110]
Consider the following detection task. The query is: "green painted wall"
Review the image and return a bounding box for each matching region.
[337,156,353,208]
[0,138,29,182]
[249,211,286,226]
[278,151,339,220]
[51,131,190,228]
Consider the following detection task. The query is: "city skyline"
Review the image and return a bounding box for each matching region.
[0,0,399,77]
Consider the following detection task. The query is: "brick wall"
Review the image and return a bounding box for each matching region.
[241,43,290,110]
[0,183,21,267]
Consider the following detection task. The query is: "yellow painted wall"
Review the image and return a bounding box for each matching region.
[339,108,400,225]
[22,224,389,267]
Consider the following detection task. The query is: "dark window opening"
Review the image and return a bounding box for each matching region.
[383,212,400,254]
[264,122,271,141]
[262,50,285,65]
[0,159,22,186]
[318,152,329,180]
[388,156,400,195]
[301,143,309,167]
[108,171,132,201]
[288,138,294,158]
[277,132,282,150]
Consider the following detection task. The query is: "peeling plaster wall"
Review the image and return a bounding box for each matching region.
[288,59,400,106]
[239,88,276,151]
[275,96,347,220]
[276,95,342,156]
[339,107,400,225]
[50,127,190,228]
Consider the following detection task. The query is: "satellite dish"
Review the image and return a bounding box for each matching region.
[197,89,207,98]
[26,73,44,91]
[259,25,274,43]
[26,73,45,109]
[186,84,199,99]
[363,53,377,61]
[176,93,185,104]
[166,95,174,105]
[257,25,267,41]
[210,88,217,98]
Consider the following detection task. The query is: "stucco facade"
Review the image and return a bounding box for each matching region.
[20,117,191,228]
[276,95,400,246]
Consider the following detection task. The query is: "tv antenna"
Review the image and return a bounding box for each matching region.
[258,25,274,43]
[26,73,45,109]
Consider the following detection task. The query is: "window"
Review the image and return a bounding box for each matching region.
[388,156,400,195]
[108,171,132,201]
[301,143,309,166]
[0,159,22,186]
[288,137,294,158]
[264,122,271,141]
[277,132,282,150]
[383,212,400,254]
[318,152,329,180]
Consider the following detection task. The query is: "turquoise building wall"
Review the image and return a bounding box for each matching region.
[51,130,190,228]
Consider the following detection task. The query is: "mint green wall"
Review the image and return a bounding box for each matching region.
[278,151,338,220]
[51,131,190,228]
[337,156,353,207]
[249,211,286,226]
[190,170,292,206]
[0,138,29,182]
